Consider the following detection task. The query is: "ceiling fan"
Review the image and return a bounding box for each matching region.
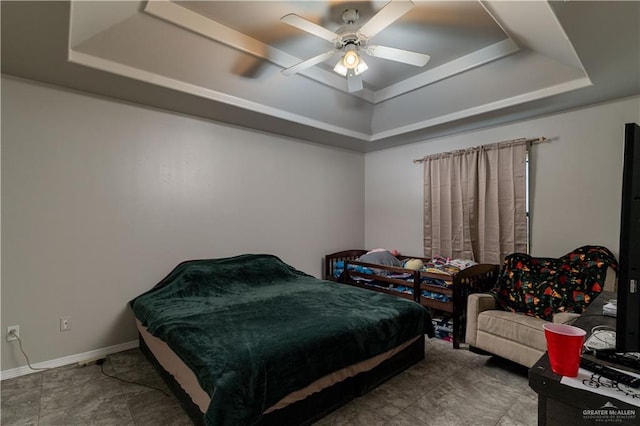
[280,0,430,93]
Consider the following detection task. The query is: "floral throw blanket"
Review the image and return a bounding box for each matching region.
[491,246,618,321]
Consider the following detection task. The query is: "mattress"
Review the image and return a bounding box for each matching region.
[137,319,419,416]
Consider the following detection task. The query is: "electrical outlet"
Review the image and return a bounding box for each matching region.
[60,317,72,331]
[7,325,19,341]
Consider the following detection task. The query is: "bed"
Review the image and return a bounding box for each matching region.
[130,254,434,426]
[324,250,500,348]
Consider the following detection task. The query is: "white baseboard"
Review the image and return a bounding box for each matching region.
[0,340,139,381]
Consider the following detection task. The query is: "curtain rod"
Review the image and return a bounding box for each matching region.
[412,136,548,164]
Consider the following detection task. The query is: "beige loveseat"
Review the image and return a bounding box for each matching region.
[465,267,616,368]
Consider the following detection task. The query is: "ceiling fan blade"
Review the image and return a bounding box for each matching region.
[347,75,363,92]
[366,45,430,67]
[357,0,414,40]
[281,13,340,43]
[281,50,337,76]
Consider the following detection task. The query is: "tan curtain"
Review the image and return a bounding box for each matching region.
[423,140,528,264]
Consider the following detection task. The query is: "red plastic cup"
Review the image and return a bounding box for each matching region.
[543,323,586,377]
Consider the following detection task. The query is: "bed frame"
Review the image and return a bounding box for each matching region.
[325,250,500,349]
[140,333,425,426]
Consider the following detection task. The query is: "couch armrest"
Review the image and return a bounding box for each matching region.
[604,266,617,292]
[465,293,498,346]
[553,312,581,325]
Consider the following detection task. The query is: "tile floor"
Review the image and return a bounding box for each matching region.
[1,338,538,426]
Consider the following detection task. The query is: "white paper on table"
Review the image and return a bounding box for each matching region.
[603,301,617,317]
[560,367,640,407]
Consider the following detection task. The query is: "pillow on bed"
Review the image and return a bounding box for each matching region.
[403,258,424,271]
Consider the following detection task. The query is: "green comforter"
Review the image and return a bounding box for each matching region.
[130,254,432,425]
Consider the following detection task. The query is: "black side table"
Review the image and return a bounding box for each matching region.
[528,291,639,425]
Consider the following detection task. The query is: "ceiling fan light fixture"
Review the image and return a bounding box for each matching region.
[334,56,368,77]
[333,61,348,77]
[347,58,368,78]
[281,0,425,86]
[354,59,368,75]
[334,43,368,78]
[342,45,359,69]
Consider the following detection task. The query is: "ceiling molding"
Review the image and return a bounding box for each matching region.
[3,0,636,152]
[67,0,597,143]
[371,76,593,141]
[68,1,140,49]
[67,49,373,141]
[481,0,586,72]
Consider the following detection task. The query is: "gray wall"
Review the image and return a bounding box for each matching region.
[3,73,638,374]
[1,76,365,371]
[364,95,640,260]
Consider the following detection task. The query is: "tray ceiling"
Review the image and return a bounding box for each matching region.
[174,0,509,92]
[2,1,639,151]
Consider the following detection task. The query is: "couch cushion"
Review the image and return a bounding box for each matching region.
[477,310,548,352]
[474,330,545,368]
[491,246,618,321]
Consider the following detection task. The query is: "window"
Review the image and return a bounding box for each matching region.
[420,140,529,264]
